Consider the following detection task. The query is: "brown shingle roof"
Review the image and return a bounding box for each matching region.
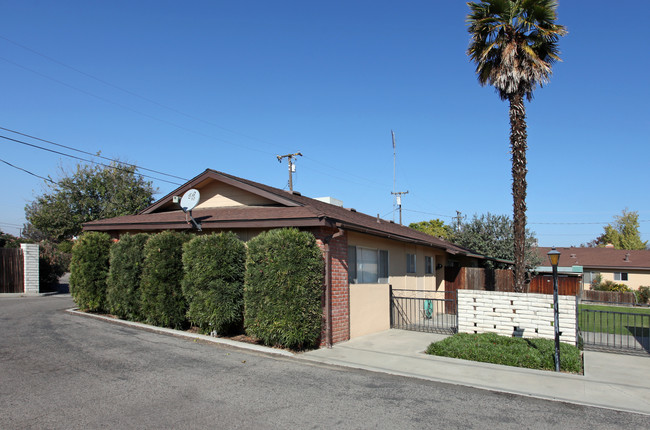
[84,169,478,257]
[536,246,650,270]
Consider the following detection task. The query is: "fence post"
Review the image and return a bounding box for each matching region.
[20,243,39,294]
[389,285,393,328]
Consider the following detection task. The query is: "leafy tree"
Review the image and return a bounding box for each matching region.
[25,161,155,242]
[409,219,455,241]
[598,209,647,250]
[453,213,541,270]
[467,0,566,291]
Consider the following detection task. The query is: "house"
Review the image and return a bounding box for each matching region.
[83,169,486,346]
[536,246,650,291]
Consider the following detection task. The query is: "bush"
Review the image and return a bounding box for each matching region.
[182,232,246,335]
[140,231,190,329]
[69,232,112,311]
[106,233,150,321]
[593,280,631,292]
[244,228,324,350]
[426,332,582,373]
[39,241,70,291]
[635,286,650,305]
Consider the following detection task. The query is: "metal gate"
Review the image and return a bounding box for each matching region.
[390,287,457,334]
[1,248,24,293]
[579,308,649,354]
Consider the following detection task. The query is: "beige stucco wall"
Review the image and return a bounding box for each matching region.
[592,269,650,291]
[196,182,276,208]
[349,283,390,338]
[347,231,447,291]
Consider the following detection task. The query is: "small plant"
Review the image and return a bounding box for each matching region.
[182,232,246,335]
[69,232,112,312]
[244,228,324,350]
[140,231,191,329]
[593,280,631,292]
[106,233,150,321]
[426,332,582,373]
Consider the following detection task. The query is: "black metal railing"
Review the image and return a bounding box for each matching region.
[389,287,457,334]
[579,309,649,354]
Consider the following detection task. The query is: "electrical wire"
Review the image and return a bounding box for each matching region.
[0,157,57,184]
[0,135,183,186]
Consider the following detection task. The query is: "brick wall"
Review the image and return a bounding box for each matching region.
[457,290,578,345]
[20,243,39,294]
[312,227,349,346]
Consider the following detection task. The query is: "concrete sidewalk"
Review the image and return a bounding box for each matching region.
[298,329,650,416]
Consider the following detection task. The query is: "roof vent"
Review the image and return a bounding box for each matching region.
[314,197,343,207]
[389,220,395,224]
[291,190,301,196]
[625,253,630,262]
[346,208,356,212]
[605,243,615,248]
[570,254,576,258]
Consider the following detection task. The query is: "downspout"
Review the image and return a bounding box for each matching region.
[323,227,344,348]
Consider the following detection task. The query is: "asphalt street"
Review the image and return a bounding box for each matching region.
[1,295,647,429]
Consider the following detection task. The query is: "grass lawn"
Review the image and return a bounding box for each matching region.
[579,304,650,336]
[426,332,582,374]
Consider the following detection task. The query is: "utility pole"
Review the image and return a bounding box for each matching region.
[455,210,463,232]
[391,190,409,225]
[277,152,302,192]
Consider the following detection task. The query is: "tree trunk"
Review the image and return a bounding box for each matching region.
[509,92,528,293]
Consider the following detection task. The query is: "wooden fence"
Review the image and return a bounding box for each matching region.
[445,267,581,296]
[0,248,24,293]
[581,290,636,304]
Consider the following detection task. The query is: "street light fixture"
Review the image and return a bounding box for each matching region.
[547,247,561,372]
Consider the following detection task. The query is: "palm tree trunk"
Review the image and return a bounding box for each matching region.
[509,91,528,293]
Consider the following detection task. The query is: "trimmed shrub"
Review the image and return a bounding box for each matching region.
[182,232,246,335]
[593,280,631,292]
[244,228,324,350]
[140,231,190,329]
[69,232,112,312]
[106,233,150,321]
[426,332,582,373]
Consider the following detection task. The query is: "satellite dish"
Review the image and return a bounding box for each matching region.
[180,189,200,212]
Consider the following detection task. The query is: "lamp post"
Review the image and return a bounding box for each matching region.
[547,247,561,372]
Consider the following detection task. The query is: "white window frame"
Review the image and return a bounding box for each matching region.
[614,272,628,281]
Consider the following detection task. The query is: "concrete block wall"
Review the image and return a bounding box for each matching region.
[457,290,577,345]
[20,243,39,294]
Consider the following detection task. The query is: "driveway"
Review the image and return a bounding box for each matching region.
[1,295,648,429]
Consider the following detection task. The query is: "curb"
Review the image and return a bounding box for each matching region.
[65,308,294,358]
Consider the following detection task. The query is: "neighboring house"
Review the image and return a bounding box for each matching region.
[536,246,650,291]
[84,169,486,345]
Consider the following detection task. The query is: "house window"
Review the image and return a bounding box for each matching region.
[348,246,388,284]
[406,253,416,274]
[584,271,600,284]
[425,256,434,274]
[614,272,628,281]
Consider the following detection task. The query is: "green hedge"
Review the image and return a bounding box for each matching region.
[106,233,150,321]
[426,332,582,373]
[140,231,190,329]
[69,232,112,312]
[182,232,246,335]
[244,228,324,350]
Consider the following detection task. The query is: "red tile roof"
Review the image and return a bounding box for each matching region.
[84,169,479,257]
[536,246,650,270]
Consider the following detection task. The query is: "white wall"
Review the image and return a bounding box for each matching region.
[457,290,578,345]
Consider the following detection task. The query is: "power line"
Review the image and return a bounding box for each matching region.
[0,134,183,186]
[0,126,188,181]
[0,157,57,184]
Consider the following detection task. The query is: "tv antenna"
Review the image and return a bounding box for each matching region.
[391,130,408,224]
[179,188,202,231]
[277,152,302,192]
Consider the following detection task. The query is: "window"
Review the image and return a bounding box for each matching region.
[406,253,416,274]
[425,256,434,274]
[348,246,388,284]
[614,272,628,281]
[584,271,600,284]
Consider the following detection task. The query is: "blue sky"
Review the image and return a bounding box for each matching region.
[1,1,648,247]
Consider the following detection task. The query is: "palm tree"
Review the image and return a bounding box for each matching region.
[466,0,566,292]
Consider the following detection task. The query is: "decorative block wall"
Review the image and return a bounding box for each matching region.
[20,243,39,294]
[457,290,578,345]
